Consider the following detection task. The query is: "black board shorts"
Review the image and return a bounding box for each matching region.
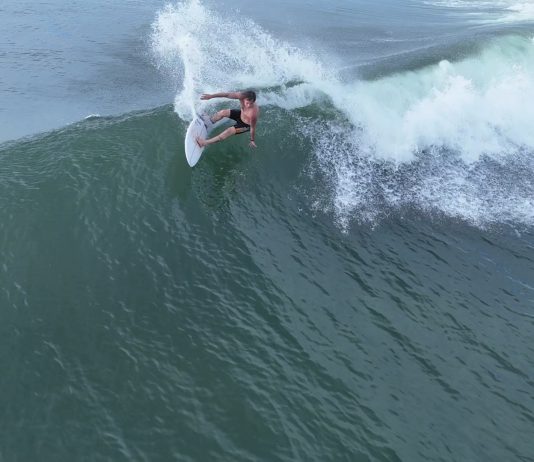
[229,109,251,134]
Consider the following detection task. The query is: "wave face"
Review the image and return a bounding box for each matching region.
[2,103,533,462]
[151,0,534,228]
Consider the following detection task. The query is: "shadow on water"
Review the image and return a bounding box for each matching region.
[167,151,192,200]
[192,143,250,211]
[168,134,251,214]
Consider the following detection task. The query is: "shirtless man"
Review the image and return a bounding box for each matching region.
[196,90,259,149]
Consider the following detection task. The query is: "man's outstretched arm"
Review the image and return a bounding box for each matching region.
[201,92,242,100]
[249,117,257,148]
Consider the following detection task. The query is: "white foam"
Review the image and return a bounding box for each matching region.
[343,38,534,162]
[503,3,534,22]
[308,33,534,227]
[151,0,209,118]
[423,0,534,23]
[151,1,534,228]
[151,0,332,119]
[152,3,534,164]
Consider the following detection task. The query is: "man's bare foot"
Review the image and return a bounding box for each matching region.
[196,136,207,147]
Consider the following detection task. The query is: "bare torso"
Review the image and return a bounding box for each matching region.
[239,99,260,125]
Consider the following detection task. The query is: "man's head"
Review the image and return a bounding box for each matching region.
[242,90,256,106]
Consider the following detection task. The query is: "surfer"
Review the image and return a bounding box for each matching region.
[196,90,259,149]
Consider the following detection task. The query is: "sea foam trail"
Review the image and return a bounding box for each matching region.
[151,0,534,228]
[150,0,332,120]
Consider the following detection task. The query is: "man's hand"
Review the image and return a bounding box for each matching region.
[249,140,257,149]
[200,94,213,100]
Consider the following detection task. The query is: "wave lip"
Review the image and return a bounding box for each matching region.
[331,34,534,163]
[299,34,534,228]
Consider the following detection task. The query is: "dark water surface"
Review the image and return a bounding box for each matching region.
[1,1,534,461]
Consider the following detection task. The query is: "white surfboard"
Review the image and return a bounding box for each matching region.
[184,115,207,167]
[185,113,216,167]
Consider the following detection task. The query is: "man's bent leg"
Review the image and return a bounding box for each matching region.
[197,126,236,147]
[210,109,231,123]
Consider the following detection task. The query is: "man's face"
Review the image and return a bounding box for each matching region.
[244,98,254,108]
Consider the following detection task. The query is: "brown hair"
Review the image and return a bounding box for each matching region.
[242,90,256,102]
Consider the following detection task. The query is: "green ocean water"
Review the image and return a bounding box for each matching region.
[1,104,533,461]
[2,0,534,460]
